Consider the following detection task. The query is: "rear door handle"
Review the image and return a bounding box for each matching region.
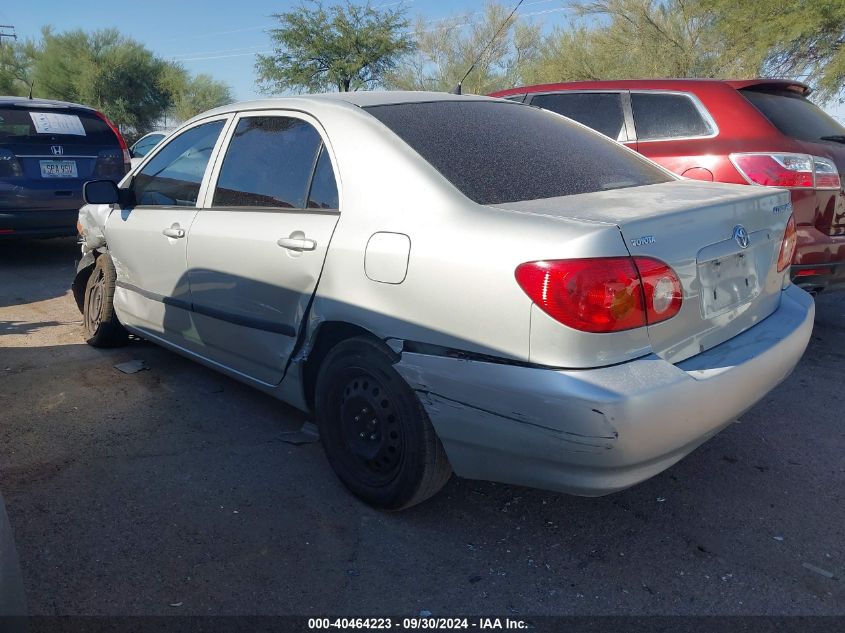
[277,237,317,251]
[162,225,185,239]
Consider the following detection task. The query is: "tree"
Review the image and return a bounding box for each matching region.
[0,39,37,96]
[31,28,176,136]
[523,0,759,86]
[170,73,234,123]
[387,2,541,94]
[5,27,233,138]
[697,0,845,102]
[256,0,414,93]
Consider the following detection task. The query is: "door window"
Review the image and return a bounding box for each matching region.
[530,92,627,141]
[631,93,713,140]
[307,146,339,209]
[212,116,327,209]
[131,120,225,206]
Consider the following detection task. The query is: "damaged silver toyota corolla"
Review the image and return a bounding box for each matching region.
[73,92,814,509]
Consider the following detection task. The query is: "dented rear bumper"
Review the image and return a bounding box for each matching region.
[394,285,815,496]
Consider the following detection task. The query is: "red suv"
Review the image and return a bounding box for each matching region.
[491,79,845,293]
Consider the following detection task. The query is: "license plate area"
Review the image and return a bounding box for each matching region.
[39,160,78,178]
[698,248,763,318]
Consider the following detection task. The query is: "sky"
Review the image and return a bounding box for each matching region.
[0,0,575,101]
[1,0,843,121]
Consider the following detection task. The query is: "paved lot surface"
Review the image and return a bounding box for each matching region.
[0,237,843,616]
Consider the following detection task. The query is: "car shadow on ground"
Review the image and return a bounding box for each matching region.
[0,238,79,309]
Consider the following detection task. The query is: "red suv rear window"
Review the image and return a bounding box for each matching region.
[741,89,845,143]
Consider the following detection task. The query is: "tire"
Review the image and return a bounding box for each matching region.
[315,336,452,510]
[83,254,129,348]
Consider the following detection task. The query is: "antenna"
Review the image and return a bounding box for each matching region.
[450,0,525,95]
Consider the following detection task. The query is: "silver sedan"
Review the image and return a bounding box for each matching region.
[75,91,814,509]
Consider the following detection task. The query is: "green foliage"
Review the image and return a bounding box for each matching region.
[697,0,845,102]
[523,0,760,86]
[0,39,37,95]
[385,2,541,94]
[256,0,414,93]
[1,27,234,138]
[30,28,176,135]
[170,73,234,123]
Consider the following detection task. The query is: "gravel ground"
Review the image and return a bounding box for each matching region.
[0,237,843,617]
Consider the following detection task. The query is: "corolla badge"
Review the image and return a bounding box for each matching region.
[630,235,656,247]
[733,224,750,249]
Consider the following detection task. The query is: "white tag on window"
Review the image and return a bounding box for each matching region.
[29,111,87,136]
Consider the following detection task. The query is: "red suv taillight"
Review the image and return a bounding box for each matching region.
[514,256,683,333]
[777,214,797,272]
[730,153,841,190]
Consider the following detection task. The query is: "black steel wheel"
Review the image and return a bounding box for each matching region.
[83,254,129,348]
[315,336,452,509]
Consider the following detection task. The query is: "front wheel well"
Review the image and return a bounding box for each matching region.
[302,321,392,410]
[72,259,97,314]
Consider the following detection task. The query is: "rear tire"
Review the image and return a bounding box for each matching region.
[315,336,452,510]
[83,254,129,348]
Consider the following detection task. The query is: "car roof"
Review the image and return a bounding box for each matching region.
[0,96,97,111]
[491,78,812,98]
[194,90,497,120]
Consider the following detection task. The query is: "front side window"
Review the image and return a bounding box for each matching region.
[212,116,324,208]
[365,100,671,205]
[132,120,225,206]
[530,92,627,141]
[631,93,713,141]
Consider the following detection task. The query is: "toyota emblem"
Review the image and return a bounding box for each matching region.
[733,225,750,249]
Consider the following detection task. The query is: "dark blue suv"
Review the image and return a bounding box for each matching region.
[0,97,129,239]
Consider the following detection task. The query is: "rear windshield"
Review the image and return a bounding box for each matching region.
[0,106,118,145]
[364,100,672,205]
[741,89,845,142]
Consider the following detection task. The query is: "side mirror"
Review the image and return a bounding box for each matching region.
[83,179,120,205]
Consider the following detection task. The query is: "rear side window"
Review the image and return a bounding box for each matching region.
[307,146,339,209]
[530,92,627,141]
[132,119,225,207]
[212,116,324,209]
[631,93,713,141]
[0,107,118,145]
[741,89,845,142]
[365,100,671,205]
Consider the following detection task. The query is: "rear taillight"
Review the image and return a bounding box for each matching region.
[93,148,125,179]
[777,214,797,272]
[93,110,131,173]
[730,153,841,190]
[0,148,23,177]
[514,256,683,333]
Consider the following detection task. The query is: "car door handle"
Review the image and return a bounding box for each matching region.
[277,237,317,251]
[162,225,185,239]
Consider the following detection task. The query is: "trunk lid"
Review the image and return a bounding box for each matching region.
[493,180,792,364]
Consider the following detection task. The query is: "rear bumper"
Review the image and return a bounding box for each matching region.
[395,285,814,496]
[0,208,79,239]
